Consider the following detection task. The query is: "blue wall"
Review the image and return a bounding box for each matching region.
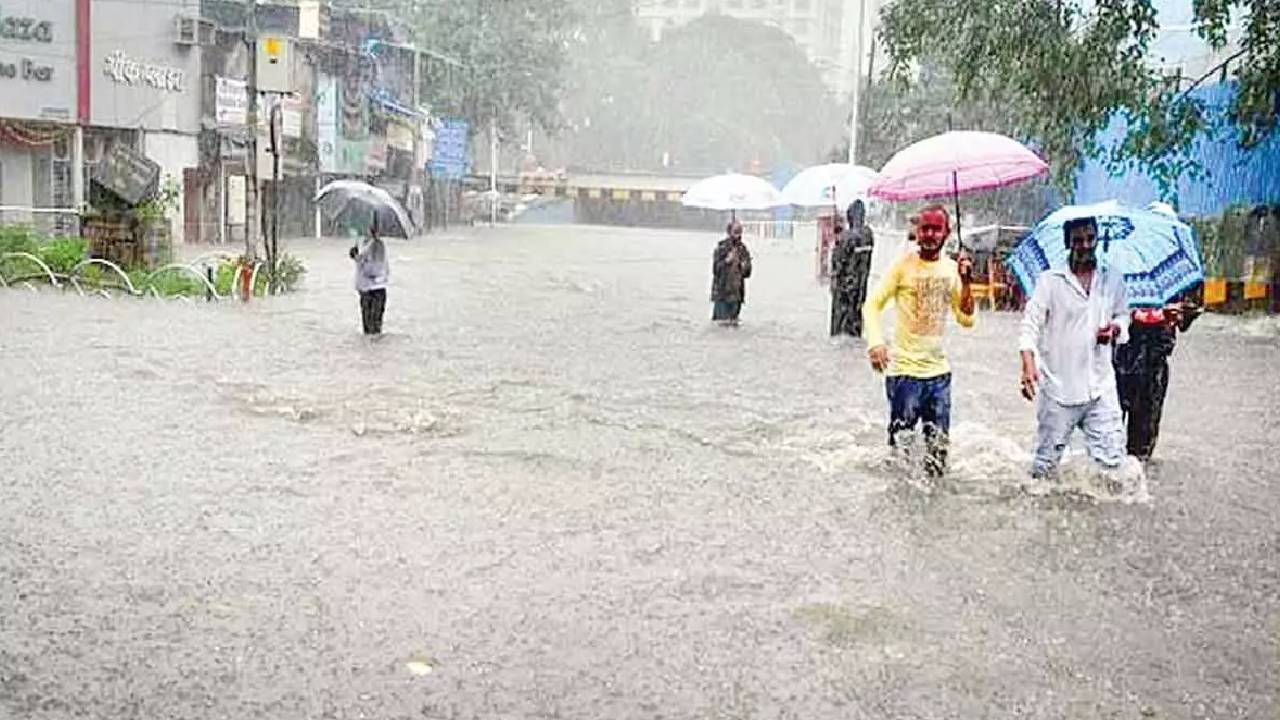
[1073,83,1280,216]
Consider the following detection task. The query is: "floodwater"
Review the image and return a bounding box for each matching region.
[1,225,1277,719]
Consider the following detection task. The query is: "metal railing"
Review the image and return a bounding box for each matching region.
[1,252,267,301]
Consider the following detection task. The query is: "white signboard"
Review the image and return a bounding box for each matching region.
[316,74,338,173]
[226,175,246,225]
[216,77,248,125]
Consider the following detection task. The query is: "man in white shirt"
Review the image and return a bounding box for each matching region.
[1018,216,1131,478]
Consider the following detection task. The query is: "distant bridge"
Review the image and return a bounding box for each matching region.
[471,171,769,228]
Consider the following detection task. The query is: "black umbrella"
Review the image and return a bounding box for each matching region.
[316,180,415,238]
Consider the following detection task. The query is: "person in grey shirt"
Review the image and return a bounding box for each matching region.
[349,220,390,335]
[1018,216,1131,478]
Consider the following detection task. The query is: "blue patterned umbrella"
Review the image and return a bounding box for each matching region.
[1007,200,1204,308]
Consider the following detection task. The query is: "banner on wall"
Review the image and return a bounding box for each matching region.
[316,74,338,173]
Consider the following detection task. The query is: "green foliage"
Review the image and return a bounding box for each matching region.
[877,0,1279,196]
[272,253,307,292]
[828,67,1056,225]
[129,267,207,298]
[0,225,40,255]
[548,13,845,174]
[37,237,88,275]
[1189,204,1253,278]
[379,0,577,135]
[2,223,305,298]
[0,226,87,280]
[136,176,181,226]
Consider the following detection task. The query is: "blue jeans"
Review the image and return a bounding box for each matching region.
[1031,392,1126,478]
[885,373,952,477]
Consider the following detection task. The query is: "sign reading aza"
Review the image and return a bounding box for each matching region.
[0,6,55,43]
[0,5,57,82]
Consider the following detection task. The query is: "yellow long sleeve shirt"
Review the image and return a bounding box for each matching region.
[861,253,975,378]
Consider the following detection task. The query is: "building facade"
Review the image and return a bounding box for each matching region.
[0,0,437,246]
[88,0,204,243]
[0,0,80,234]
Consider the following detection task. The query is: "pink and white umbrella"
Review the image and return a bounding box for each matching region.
[868,130,1048,202]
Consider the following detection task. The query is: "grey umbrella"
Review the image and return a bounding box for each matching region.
[315,180,415,238]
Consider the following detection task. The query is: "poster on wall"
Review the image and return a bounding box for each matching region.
[215,77,248,125]
[316,74,338,173]
[226,175,246,225]
[430,119,469,180]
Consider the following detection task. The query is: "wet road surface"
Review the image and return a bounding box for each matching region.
[2,225,1277,718]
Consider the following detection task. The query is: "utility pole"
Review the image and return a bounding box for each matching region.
[244,0,259,260]
[269,98,282,293]
[489,117,498,226]
[412,47,422,235]
[846,0,867,166]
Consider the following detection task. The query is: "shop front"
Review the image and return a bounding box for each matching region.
[0,0,79,234]
[88,0,202,243]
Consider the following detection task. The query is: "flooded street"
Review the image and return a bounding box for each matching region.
[2,224,1277,718]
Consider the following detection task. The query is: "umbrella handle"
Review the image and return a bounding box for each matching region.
[952,169,965,253]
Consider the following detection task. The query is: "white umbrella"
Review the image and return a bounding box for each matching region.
[681,173,785,215]
[315,180,415,238]
[781,163,880,208]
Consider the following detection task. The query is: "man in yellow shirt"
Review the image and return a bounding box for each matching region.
[861,205,975,477]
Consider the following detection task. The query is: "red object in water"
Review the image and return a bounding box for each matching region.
[239,263,252,302]
[1133,308,1165,325]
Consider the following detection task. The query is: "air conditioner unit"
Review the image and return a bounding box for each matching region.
[176,16,199,45]
[175,16,215,46]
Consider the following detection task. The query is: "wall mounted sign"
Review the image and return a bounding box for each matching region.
[215,76,248,125]
[0,8,54,43]
[0,57,52,81]
[103,50,185,92]
[92,142,161,205]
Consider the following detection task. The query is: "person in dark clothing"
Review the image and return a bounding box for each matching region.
[830,200,875,337]
[1113,297,1199,460]
[711,220,753,326]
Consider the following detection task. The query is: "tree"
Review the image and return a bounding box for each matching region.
[413,0,578,135]
[877,0,1280,195]
[331,0,579,135]
[548,13,846,174]
[829,67,1056,224]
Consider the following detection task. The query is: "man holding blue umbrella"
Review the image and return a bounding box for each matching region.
[1018,217,1130,478]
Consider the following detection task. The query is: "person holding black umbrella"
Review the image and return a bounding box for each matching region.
[349,220,390,335]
